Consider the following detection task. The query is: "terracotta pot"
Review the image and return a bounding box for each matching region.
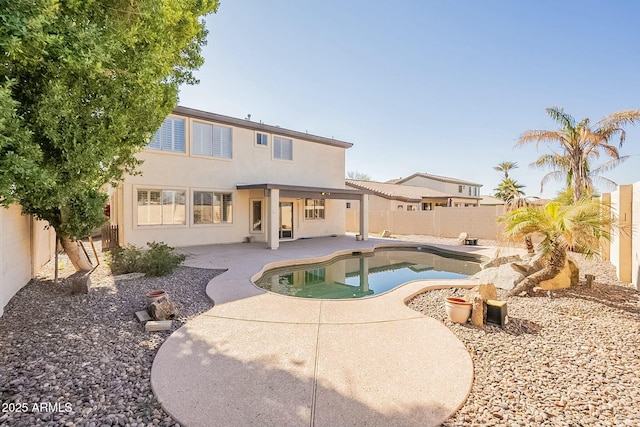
[146,290,167,306]
[445,297,472,324]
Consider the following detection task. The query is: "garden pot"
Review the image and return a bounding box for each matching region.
[146,290,167,306]
[445,297,472,324]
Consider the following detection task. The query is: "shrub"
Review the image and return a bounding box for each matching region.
[108,241,186,276]
[108,244,143,275]
[139,241,187,276]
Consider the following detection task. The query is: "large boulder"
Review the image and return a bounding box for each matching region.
[480,255,522,270]
[472,264,525,290]
[539,256,579,291]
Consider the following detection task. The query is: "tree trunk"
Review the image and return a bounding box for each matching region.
[525,235,535,256]
[508,242,566,296]
[60,236,93,271]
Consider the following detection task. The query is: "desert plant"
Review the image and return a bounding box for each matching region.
[500,199,612,296]
[139,242,187,277]
[108,242,185,276]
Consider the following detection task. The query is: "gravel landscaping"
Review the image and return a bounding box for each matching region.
[402,235,640,427]
[0,249,223,427]
[1,235,639,427]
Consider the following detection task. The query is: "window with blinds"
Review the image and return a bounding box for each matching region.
[273,136,293,160]
[148,117,186,152]
[192,122,232,159]
[193,191,233,224]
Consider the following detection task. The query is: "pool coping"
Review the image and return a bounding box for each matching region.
[151,236,518,427]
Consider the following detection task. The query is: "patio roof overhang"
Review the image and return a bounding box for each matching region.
[236,183,370,200]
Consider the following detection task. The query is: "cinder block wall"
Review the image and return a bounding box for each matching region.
[347,205,502,240]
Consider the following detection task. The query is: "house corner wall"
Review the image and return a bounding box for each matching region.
[1,205,55,317]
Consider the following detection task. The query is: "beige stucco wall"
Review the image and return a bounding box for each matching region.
[347,198,503,240]
[114,114,348,248]
[633,183,640,289]
[1,205,55,317]
[608,185,633,283]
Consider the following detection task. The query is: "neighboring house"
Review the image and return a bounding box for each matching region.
[345,179,453,211]
[391,172,482,207]
[108,106,368,250]
[345,176,503,239]
[479,195,506,206]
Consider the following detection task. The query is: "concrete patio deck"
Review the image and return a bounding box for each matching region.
[151,236,504,427]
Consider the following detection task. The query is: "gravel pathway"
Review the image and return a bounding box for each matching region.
[0,250,223,427]
[400,235,640,427]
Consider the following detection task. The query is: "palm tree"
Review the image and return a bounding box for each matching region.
[493,178,525,204]
[516,107,640,202]
[493,161,518,179]
[500,199,612,296]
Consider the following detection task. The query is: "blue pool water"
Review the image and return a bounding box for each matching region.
[255,246,481,299]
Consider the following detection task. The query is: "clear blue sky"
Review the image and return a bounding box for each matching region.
[178,0,640,199]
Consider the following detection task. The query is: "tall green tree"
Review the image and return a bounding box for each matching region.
[500,199,612,296]
[516,107,640,202]
[0,0,218,269]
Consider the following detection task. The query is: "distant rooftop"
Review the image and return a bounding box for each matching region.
[173,106,353,149]
[346,180,478,201]
[390,172,483,187]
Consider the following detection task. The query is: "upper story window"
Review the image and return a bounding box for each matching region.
[256,132,269,147]
[192,122,232,159]
[273,136,293,160]
[458,185,464,193]
[148,117,185,152]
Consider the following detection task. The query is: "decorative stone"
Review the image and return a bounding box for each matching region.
[480,255,522,269]
[470,294,485,327]
[471,264,525,290]
[135,310,152,323]
[540,257,580,291]
[68,271,91,294]
[466,283,498,302]
[147,296,177,321]
[144,320,172,332]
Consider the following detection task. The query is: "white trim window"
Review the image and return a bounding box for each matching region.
[304,198,325,220]
[193,191,233,224]
[273,136,293,160]
[148,117,185,152]
[256,132,269,147]
[137,189,186,225]
[192,122,232,159]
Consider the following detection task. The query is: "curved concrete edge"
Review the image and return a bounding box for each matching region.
[204,240,490,309]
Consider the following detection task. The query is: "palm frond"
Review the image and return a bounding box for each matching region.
[546,106,576,130]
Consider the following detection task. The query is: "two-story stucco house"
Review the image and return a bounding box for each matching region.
[392,172,482,207]
[108,106,368,250]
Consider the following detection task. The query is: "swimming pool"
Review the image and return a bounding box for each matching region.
[255,246,481,299]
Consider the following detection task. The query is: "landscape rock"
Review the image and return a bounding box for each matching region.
[469,294,485,327]
[147,296,177,321]
[480,254,522,269]
[471,264,525,290]
[68,271,91,294]
[540,257,579,291]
